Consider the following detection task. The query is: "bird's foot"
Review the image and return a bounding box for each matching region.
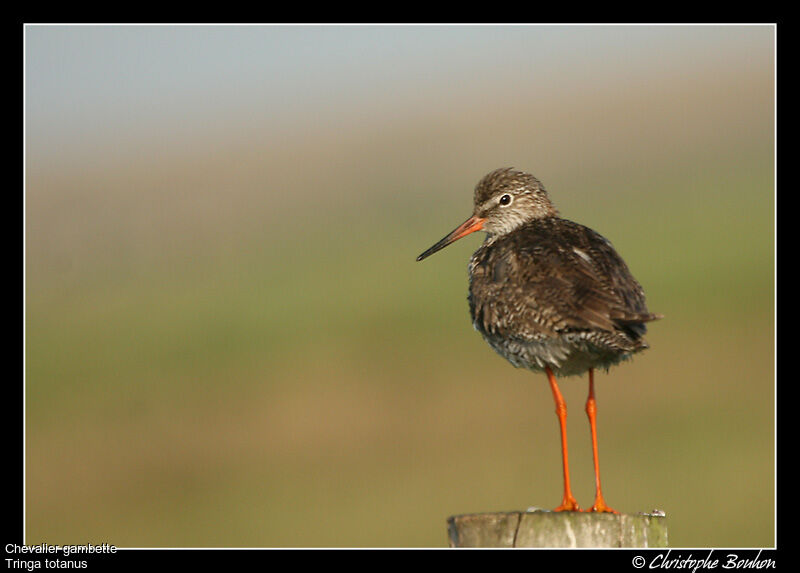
[584,498,618,514]
[553,496,581,512]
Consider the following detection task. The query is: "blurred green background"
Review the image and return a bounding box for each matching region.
[25,25,774,547]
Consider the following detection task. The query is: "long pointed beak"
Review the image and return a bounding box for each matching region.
[416,215,486,261]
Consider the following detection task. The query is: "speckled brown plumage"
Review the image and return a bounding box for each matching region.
[468,215,660,376]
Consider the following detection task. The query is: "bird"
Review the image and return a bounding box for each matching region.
[416,167,662,513]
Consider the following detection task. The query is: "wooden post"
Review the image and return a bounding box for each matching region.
[447,510,668,548]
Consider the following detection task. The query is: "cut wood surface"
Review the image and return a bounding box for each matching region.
[447,510,668,548]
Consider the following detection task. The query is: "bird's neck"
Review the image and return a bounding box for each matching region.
[484,214,559,242]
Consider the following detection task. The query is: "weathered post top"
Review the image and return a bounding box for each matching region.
[447,510,668,548]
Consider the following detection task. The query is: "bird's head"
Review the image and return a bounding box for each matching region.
[416,167,557,261]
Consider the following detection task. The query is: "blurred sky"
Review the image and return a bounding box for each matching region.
[26,24,773,164]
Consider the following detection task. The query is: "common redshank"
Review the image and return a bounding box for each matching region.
[416,167,661,513]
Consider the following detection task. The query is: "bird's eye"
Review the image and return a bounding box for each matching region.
[499,194,512,206]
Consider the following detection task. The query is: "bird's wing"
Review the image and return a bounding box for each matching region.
[489,221,659,338]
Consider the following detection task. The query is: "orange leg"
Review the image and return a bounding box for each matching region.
[584,368,618,514]
[545,366,580,512]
